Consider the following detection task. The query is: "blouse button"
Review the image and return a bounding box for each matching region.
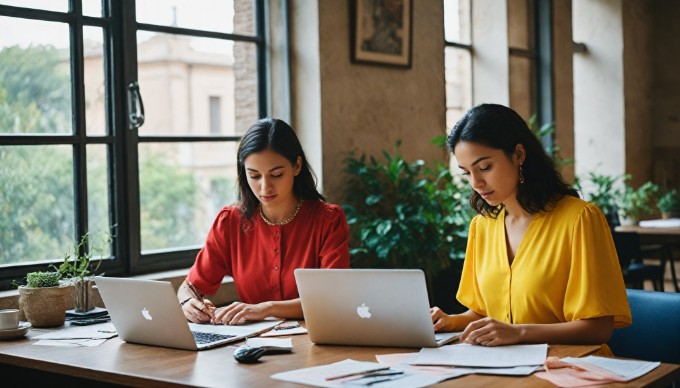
[274,266,279,271]
[274,248,279,253]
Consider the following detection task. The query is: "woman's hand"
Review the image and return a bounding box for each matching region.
[181,298,216,324]
[431,306,459,332]
[213,301,273,325]
[460,317,524,346]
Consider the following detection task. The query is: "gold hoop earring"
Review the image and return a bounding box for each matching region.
[519,165,525,184]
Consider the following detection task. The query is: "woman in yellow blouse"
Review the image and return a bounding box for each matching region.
[431,104,631,347]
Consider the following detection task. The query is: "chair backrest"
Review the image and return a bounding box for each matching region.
[608,289,680,364]
[611,231,643,270]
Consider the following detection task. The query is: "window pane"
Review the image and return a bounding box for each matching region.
[445,46,472,131]
[509,55,534,121]
[0,145,74,265]
[135,0,254,36]
[138,34,242,136]
[139,142,239,252]
[0,0,66,12]
[87,144,112,257]
[83,26,107,136]
[444,0,471,44]
[0,17,72,134]
[82,0,102,17]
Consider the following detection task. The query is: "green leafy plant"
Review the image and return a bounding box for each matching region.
[342,140,473,293]
[57,231,112,284]
[25,271,61,288]
[658,189,680,214]
[618,181,660,222]
[576,172,625,225]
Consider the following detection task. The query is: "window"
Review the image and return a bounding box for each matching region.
[209,96,222,134]
[0,0,269,290]
[507,0,536,120]
[443,0,472,132]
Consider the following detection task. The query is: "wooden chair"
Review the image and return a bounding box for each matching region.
[611,231,666,291]
[608,289,680,364]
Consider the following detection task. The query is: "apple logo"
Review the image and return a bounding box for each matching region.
[356,303,371,319]
[141,307,153,320]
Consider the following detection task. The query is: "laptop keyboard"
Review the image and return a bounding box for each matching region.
[192,331,236,344]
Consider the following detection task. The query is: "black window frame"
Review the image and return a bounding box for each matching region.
[0,0,269,290]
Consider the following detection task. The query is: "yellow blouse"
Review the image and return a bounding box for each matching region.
[457,195,632,328]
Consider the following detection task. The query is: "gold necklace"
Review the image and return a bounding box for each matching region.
[260,200,304,226]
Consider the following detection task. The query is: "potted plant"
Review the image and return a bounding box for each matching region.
[618,181,660,226]
[576,172,625,227]
[342,140,472,313]
[57,231,111,312]
[658,189,680,219]
[18,271,68,327]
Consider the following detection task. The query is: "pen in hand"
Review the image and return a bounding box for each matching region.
[187,282,216,323]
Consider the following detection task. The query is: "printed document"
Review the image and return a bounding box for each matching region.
[412,343,548,368]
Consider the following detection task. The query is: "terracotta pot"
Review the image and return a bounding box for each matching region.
[18,285,68,328]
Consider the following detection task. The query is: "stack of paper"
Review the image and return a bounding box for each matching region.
[639,218,680,228]
[535,356,660,387]
[412,343,548,368]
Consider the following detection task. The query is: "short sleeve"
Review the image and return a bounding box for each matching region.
[564,204,632,328]
[186,207,234,295]
[318,204,350,269]
[456,216,487,316]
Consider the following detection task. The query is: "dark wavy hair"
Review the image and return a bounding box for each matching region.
[236,118,324,220]
[447,104,578,218]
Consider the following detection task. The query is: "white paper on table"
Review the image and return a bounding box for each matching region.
[33,338,109,347]
[271,359,387,387]
[378,352,540,377]
[639,218,680,228]
[246,337,292,350]
[32,323,117,340]
[562,356,660,381]
[412,343,548,368]
[260,321,308,337]
[376,353,473,379]
[272,358,443,388]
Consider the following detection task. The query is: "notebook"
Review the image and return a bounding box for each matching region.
[294,269,460,348]
[94,276,282,351]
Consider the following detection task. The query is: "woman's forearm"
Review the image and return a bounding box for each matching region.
[516,316,614,345]
[265,298,304,319]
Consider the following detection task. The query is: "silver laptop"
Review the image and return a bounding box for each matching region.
[94,276,281,350]
[294,269,460,348]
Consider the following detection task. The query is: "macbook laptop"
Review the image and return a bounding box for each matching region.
[94,276,282,351]
[294,269,460,348]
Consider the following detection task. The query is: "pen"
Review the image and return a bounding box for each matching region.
[274,323,300,331]
[325,366,391,381]
[187,282,215,322]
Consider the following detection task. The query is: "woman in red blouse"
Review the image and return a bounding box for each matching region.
[177,118,350,325]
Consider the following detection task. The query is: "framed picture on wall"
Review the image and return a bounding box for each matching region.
[350,0,413,68]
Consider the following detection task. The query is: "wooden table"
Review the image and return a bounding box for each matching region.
[616,225,680,291]
[0,328,678,387]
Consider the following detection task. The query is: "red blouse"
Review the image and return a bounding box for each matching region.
[187,199,350,303]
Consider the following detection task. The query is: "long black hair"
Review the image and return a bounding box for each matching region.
[447,104,578,218]
[236,118,324,220]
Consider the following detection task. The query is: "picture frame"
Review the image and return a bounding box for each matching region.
[350,0,413,68]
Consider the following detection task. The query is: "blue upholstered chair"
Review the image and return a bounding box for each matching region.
[608,289,680,364]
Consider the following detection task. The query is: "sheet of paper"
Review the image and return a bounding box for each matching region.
[271,358,443,388]
[562,356,660,381]
[32,323,117,340]
[33,338,109,347]
[271,359,388,387]
[260,321,308,337]
[412,343,548,368]
[639,218,680,228]
[377,352,540,377]
[246,337,292,350]
[188,319,282,336]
